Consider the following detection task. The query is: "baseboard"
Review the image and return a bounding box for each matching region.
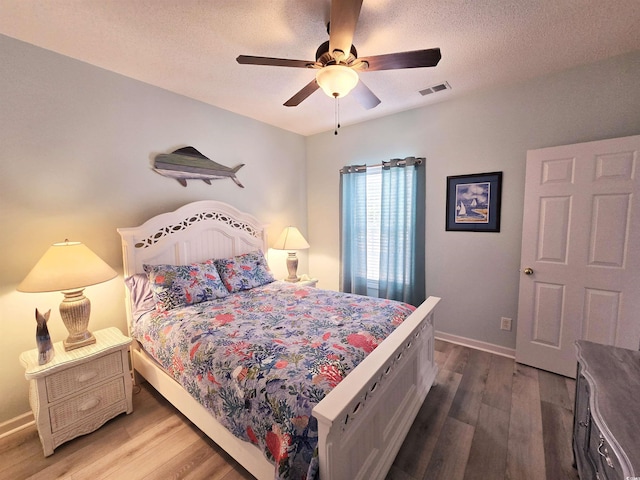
[0,411,34,440]
[435,331,516,359]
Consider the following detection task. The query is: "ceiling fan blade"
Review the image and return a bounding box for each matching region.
[237,55,315,68]
[328,0,363,61]
[284,79,320,107]
[357,48,442,71]
[351,80,381,110]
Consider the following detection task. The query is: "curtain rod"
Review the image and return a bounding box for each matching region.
[340,157,424,174]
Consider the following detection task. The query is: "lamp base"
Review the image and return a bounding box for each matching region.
[63,332,96,351]
[285,252,300,282]
[60,289,96,351]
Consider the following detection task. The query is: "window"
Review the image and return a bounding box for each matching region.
[340,158,426,306]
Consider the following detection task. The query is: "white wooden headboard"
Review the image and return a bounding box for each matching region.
[118,200,267,276]
[117,201,268,331]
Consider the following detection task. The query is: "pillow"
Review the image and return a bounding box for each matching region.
[124,273,156,319]
[214,250,275,293]
[143,259,228,312]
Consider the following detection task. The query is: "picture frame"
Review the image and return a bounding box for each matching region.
[446,171,503,232]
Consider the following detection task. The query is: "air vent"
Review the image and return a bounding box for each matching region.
[419,81,451,96]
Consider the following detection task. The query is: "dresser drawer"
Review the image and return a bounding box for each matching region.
[49,377,126,432]
[45,351,124,402]
[584,391,624,480]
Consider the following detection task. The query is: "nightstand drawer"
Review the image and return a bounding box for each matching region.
[45,351,124,402]
[50,377,126,432]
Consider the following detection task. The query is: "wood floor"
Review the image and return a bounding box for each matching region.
[0,340,579,480]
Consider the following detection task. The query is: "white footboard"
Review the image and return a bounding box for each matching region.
[313,296,440,480]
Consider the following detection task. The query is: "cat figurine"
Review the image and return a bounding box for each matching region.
[35,308,55,365]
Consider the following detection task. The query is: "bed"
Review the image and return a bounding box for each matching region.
[117,200,439,480]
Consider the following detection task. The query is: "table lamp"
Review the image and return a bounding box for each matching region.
[18,240,118,351]
[273,226,310,282]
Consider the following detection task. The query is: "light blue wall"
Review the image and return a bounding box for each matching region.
[306,50,640,351]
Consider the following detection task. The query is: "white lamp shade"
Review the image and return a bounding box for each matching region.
[273,227,310,251]
[18,241,117,293]
[316,65,359,98]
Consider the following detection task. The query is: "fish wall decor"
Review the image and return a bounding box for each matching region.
[153,146,245,187]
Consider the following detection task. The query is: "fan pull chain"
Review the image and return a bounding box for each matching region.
[334,94,341,135]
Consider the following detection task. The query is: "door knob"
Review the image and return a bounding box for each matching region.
[523,267,534,275]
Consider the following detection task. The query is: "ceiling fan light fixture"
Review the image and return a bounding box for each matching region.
[316,65,359,99]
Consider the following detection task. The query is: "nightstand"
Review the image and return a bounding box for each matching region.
[19,327,133,456]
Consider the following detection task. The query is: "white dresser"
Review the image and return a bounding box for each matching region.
[20,327,133,456]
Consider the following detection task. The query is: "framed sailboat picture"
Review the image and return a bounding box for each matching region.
[446,172,502,232]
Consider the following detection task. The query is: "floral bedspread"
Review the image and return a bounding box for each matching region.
[133,281,415,479]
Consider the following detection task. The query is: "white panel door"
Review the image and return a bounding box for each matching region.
[516,135,640,378]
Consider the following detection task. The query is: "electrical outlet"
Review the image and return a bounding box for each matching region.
[500,317,512,331]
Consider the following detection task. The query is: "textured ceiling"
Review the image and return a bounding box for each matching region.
[1,0,639,136]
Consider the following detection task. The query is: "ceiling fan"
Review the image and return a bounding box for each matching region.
[236,0,442,110]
